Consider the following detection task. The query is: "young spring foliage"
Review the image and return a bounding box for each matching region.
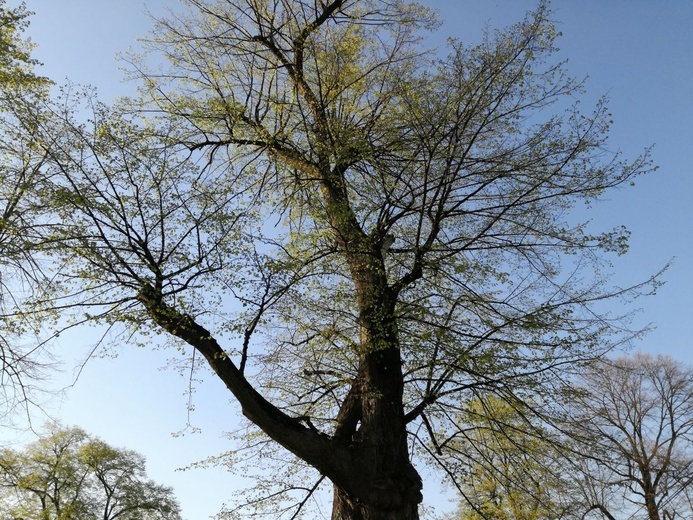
[452,396,579,520]
[0,424,182,519]
[19,1,659,518]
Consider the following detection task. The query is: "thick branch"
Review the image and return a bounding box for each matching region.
[135,283,353,482]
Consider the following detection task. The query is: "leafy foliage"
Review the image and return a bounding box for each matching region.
[11,1,660,517]
[447,354,693,520]
[0,424,182,520]
[453,396,578,520]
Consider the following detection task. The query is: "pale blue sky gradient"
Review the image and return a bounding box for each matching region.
[6,1,693,518]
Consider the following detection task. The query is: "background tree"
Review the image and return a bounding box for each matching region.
[19,1,659,518]
[451,395,578,519]
[0,0,53,419]
[568,354,693,520]
[0,424,182,519]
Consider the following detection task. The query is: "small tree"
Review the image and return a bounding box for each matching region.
[0,424,182,519]
[570,354,693,520]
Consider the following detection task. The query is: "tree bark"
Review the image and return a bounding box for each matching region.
[645,490,661,520]
[582,505,616,520]
[331,483,421,520]
[328,246,423,519]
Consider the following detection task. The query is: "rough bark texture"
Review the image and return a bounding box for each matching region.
[645,489,661,520]
[327,232,423,517]
[331,483,420,520]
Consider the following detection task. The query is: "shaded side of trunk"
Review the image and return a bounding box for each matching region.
[329,247,422,519]
[331,483,420,520]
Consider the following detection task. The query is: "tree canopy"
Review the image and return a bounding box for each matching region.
[453,395,578,519]
[569,354,693,520]
[4,1,660,518]
[447,354,693,520]
[0,424,182,520]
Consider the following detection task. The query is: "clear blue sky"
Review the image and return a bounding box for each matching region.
[5,1,692,518]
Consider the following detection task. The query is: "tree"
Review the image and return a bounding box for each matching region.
[0,424,182,519]
[0,0,53,419]
[452,395,578,519]
[18,1,658,518]
[569,354,693,520]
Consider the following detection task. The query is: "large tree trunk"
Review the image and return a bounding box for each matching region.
[140,279,424,518]
[331,484,420,520]
[329,350,422,519]
[644,490,661,520]
[328,251,423,519]
[332,373,421,519]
